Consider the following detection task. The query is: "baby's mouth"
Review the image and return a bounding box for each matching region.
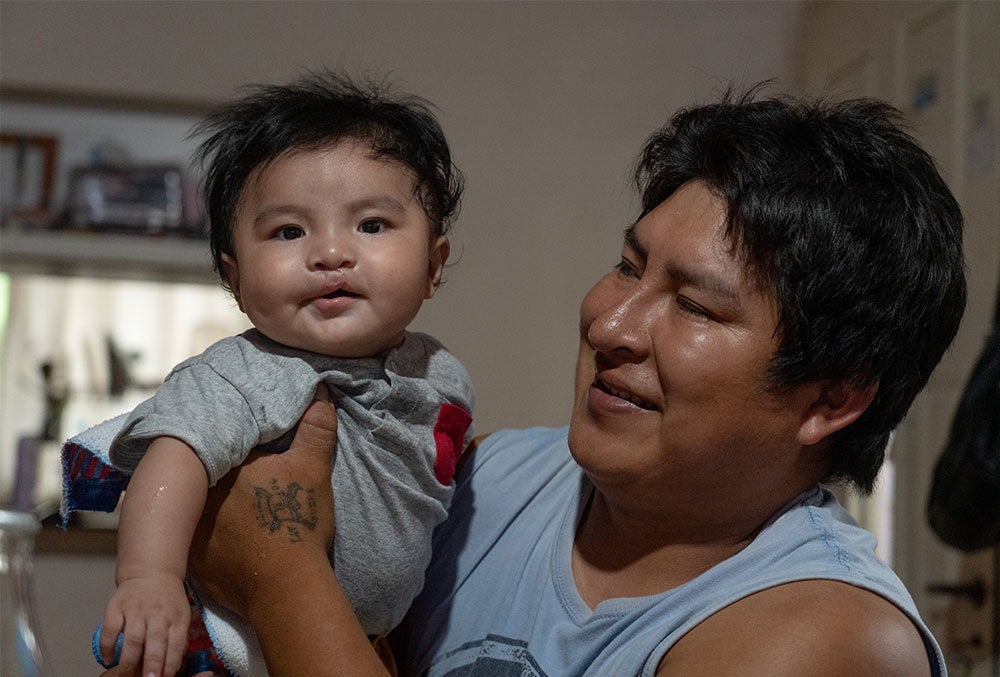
[321,289,360,299]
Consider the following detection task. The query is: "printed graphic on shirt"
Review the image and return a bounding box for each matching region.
[433,635,547,676]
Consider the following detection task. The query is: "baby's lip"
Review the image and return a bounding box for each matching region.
[316,280,361,300]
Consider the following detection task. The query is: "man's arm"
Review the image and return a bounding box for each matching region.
[188,399,391,676]
[658,579,933,676]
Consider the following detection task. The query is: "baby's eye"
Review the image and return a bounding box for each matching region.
[274,225,304,240]
[359,219,387,234]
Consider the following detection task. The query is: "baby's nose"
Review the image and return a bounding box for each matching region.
[309,233,355,270]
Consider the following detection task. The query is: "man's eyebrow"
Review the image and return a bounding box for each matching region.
[625,224,742,306]
[670,265,742,306]
[623,225,647,263]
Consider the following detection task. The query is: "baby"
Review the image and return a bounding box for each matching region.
[61,72,474,676]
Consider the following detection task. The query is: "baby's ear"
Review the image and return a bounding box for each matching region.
[426,236,450,299]
[220,253,245,311]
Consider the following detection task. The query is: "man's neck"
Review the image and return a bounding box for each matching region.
[570,482,811,609]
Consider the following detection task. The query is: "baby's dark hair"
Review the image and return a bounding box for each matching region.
[191,70,463,287]
[634,86,966,495]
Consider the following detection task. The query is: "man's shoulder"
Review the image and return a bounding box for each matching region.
[658,579,933,676]
[454,427,575,511]
[470,427,571,470]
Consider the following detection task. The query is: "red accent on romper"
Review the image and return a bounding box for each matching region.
[433,403,473,485]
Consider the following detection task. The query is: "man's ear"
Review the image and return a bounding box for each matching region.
[220,253,245,311]
[797,380,878,447]
[425,236,450,299]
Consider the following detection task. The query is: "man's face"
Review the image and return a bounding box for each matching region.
[222,141,448,358]
[569,180,818,511]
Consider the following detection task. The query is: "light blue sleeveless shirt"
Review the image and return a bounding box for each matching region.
[395,427,946,676]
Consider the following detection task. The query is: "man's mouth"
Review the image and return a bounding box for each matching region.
[594,376,658,411]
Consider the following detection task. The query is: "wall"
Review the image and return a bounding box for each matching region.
[1,2,803,672]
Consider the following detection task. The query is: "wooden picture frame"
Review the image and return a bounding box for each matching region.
[1,132,59,219]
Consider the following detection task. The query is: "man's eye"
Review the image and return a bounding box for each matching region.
[274,226,304,240]
[359,219,386,234]
[614,258,639,278]
[676,296,711,319]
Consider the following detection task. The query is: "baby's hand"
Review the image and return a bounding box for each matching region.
[99,572,190,677]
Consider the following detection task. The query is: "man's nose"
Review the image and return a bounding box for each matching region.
[586,285,654,359]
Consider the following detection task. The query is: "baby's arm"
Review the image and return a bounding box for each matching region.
[100,436,209,677]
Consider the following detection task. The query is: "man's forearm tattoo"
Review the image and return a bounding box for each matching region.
[253,479,318,542]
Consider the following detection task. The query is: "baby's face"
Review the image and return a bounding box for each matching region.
[222,140,448,357]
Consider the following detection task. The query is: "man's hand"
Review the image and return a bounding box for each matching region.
[189,398,338,619]
[186,397,390,675]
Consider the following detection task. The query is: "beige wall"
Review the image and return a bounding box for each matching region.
[1,0,802,436]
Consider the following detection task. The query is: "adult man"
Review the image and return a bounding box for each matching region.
[184,89,963,675]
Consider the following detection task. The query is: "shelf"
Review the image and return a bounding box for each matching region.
[0,227,217,285]
[0,84,218,117]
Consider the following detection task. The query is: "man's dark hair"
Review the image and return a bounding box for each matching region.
[191,70,463,288]
[634,86,966,494]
